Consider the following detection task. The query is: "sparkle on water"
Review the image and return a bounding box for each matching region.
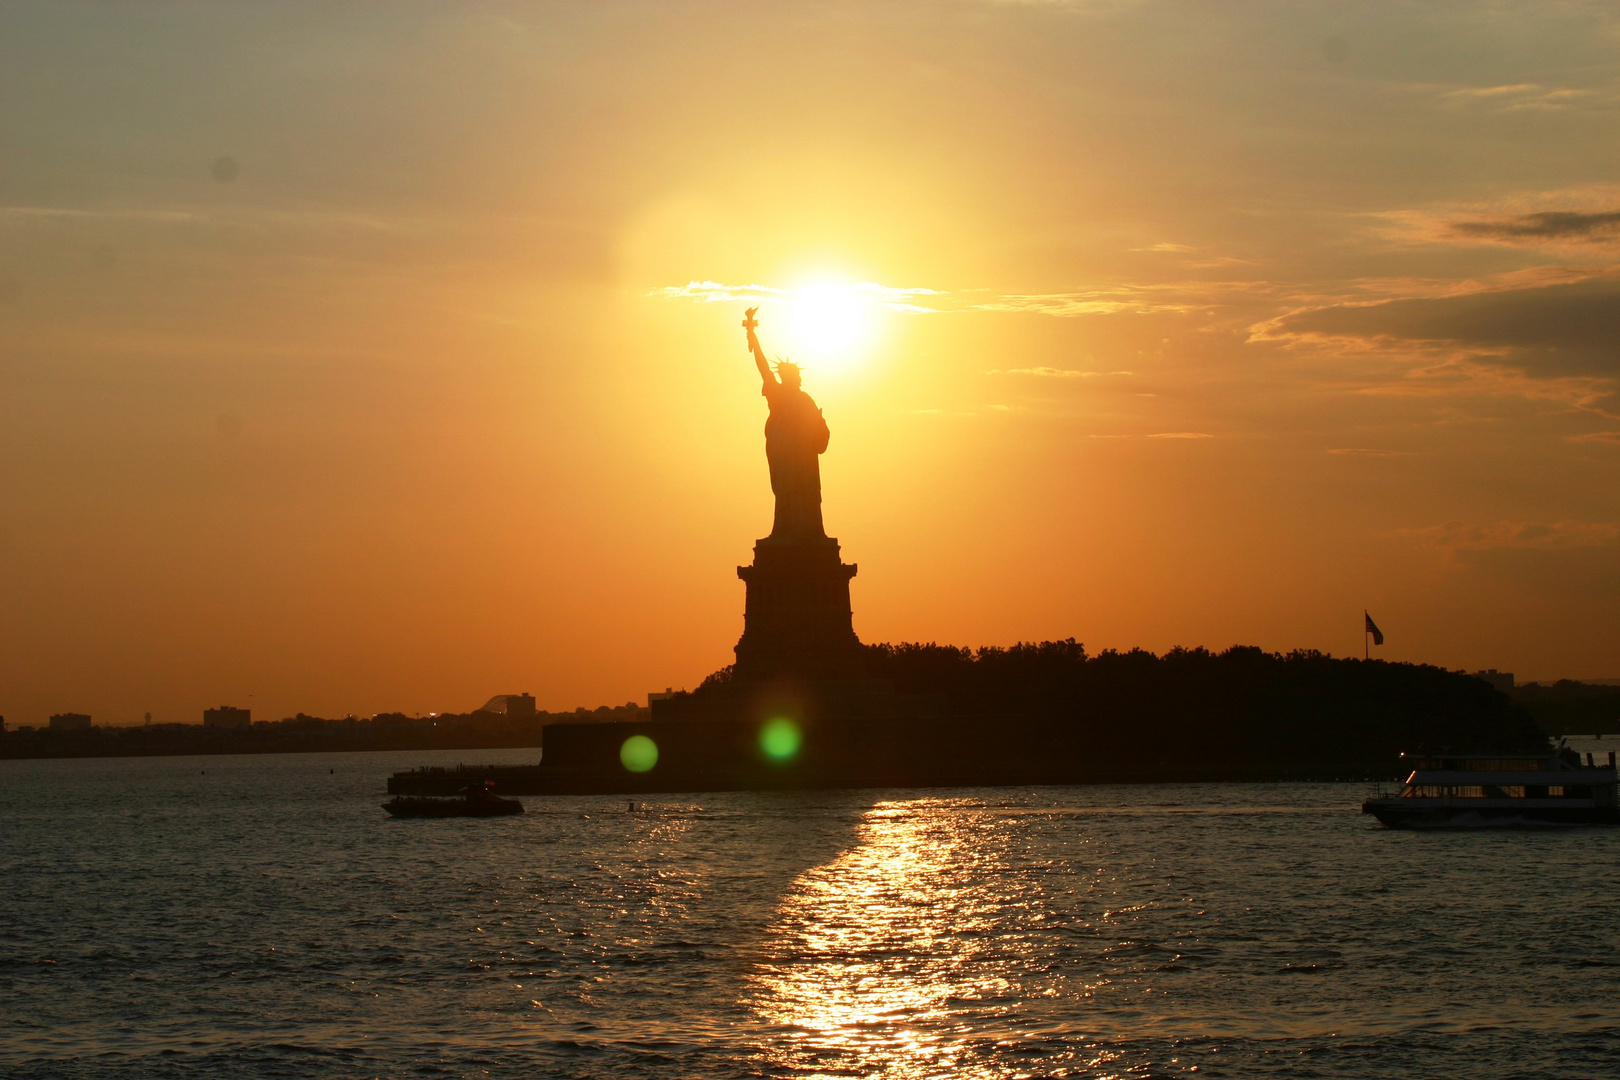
[619,734,658,772]
[4,742,1620,1078]
[746,802,1009,1072]
[758,718,802,762]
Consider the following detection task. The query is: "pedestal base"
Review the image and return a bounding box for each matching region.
[650,676,941,727]
[733,535,862,681]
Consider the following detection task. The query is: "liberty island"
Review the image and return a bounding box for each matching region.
[384,313,1544,798]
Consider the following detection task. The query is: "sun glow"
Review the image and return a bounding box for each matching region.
[775,281,881,376]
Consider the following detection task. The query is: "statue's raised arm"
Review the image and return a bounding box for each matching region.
[743,307,775,389]
[740,306,827,539]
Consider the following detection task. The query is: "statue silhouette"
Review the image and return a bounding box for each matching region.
[744,307,829,539]
[731,308,860,681]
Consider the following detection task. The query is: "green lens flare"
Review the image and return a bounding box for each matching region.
[620,734,659,773]
[759,718,802,762]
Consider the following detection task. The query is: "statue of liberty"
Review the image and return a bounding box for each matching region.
[743,307,830,540]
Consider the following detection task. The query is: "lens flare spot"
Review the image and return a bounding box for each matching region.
[620,734,659,772]
[760,718,802,762]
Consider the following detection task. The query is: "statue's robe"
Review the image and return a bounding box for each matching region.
[763,380,830,539]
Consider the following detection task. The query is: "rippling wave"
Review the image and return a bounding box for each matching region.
[2,744,1618,1078]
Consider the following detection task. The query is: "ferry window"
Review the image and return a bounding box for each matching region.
[1548,786,1564,797]
[1450,786,1484,798]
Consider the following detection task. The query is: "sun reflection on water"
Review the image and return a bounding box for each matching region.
[744,800,1029,1077]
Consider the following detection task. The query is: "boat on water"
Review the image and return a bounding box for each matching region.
[383,783,524,818]
[388,762,549,796]
[1362,748,1619,828]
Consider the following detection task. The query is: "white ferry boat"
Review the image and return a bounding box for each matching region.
[1362,749,1620,828]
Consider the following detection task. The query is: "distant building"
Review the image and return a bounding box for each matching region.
[203,706,251,730]
[480,694,537,717]
[48,713,92,731]
[647,687,678,704]
[1472,669,1515,693]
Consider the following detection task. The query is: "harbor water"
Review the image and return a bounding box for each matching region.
[3,742,1619,1078]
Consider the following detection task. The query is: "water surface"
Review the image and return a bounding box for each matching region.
[3,744,1618,1078]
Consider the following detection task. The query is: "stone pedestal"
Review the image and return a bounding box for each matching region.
[733,535,862,680]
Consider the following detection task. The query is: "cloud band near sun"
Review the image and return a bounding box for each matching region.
[651,280,944,313]
[654,280,1254,318]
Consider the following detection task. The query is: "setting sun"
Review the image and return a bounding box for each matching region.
[775,281,881,375]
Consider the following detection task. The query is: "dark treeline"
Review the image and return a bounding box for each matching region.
[856,640,1548,761]
[1511,680,1620,735]
[861,647,1542,764]
[0,704,648,760]
[689,639,1548,767]
[677,641,1549,780]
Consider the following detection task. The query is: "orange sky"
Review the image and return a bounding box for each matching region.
[3,2,1618,726]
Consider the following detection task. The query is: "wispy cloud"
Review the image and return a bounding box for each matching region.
[1327,447,1410,456]
[1250,265,1620,412]
[1256,276,1620,379]
[983,367,1134,378]
[0,202,463,237]
[1441,83,1595,111]
[1147,431,1213,439]
[978,278,1275,318]
[1448,83,1544,99]
[974,290,1202,316]
[1409,520,1620,552]
[975,295,1141,316]
[1371,187,1620,251]
[0,205,203,223]
[658,279,1267,320]
[652,280,945,313]
[1447,210,1620,244]
[1337,265,1607,301]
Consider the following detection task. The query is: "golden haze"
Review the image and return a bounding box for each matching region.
[3,2,1618,725]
